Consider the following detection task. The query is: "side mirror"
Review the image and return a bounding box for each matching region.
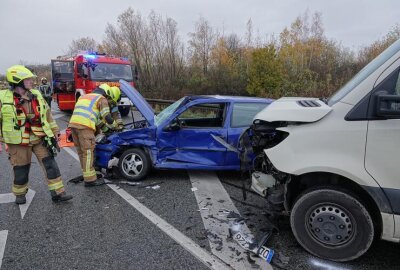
[163,119,181,132]
[376,94,400,117]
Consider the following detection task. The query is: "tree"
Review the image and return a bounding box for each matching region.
[188,17,216,76]
[247,46,284,98]
[67,37,98,55]
[358,24,400,68]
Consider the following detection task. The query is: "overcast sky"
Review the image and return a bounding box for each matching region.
[0,0,399,73]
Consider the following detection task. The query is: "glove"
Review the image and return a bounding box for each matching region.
[95,134,106,143]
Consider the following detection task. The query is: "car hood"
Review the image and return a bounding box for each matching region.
[119,80,155,126]
[254,97,332,123]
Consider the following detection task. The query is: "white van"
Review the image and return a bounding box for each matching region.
[248,38,400,261]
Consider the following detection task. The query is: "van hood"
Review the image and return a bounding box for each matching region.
[254,97,332,123]
[119,80,155,126]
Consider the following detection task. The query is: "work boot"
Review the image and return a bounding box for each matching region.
[52,192,73,203]
[84,178,105,187]
[15,194,26,205]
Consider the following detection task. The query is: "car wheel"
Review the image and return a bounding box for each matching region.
[118,148,150,181]
[290,187,374,262]
[119,106,131,117]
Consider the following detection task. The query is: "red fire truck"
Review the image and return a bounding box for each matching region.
[51,52,136,116]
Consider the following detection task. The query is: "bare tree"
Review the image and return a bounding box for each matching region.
[188,17,216,75]
[67,37,97,55]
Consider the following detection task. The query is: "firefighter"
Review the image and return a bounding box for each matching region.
[38,77,52,107]
[99,86,123,132]
[68,84,119,187]
[0,65,73,204]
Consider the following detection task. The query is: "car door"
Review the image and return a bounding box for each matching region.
[226,102,270,167]
[170,101,228,167]
[365,67,400,237]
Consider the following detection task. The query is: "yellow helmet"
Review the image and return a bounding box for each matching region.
[110,86,121,103]
[99,83,111,93]
[6,65,36,84]
[98,83,112,98]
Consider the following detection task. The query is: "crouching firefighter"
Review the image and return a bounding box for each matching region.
[0,65,73,204]
[68,84,120,187]
[96,86,124,133]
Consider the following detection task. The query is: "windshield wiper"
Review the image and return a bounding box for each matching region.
[319,97,328,104]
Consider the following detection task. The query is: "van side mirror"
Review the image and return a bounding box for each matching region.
[376,94,400,117]
[163,118,181,132]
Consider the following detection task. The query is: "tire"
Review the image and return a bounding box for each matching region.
[290,187,374,262]
[119,106,130,117]
[118,148,150,181]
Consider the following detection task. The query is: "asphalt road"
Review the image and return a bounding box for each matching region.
[0,104,399,270]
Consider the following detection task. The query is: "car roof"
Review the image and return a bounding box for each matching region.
[185,95,273,103]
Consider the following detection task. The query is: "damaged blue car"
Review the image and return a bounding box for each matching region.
[95,80,273,180]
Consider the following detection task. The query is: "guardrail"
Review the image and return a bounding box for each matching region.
[145,98,175,113]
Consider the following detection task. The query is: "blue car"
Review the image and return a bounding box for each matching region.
[95,80,273,180]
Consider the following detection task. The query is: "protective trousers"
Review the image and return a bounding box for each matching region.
[70,128,97,182]
[8,142,65,197]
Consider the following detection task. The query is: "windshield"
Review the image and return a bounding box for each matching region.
[154,98,185,126]
[90,63,133,82]
[328,38,400,106]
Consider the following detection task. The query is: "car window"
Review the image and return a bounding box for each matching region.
[178,103,226,128]
[231,102,269,128]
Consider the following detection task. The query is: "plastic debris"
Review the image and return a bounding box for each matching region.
[272,252,290,268]
[68,175,84,184]
[191,187,198,192]
[141,182,163,189]
[107,157,119,168]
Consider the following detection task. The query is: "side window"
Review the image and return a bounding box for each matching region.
[370,68,400,117]
[231,103,269,128]
[178,103,226,128]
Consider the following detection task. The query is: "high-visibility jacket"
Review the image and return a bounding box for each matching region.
[69,93,104,131]
[0,89,56,145]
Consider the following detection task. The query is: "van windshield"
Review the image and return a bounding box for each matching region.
[328,38,400,106]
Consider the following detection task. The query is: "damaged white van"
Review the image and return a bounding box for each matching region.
[246,38,400,261]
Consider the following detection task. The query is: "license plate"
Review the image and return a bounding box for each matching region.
[233,232,274,263]
[257,245,274,263]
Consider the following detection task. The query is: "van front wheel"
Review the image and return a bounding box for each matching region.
[290,187,374,262]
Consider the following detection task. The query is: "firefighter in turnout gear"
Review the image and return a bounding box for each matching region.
[38,77,52,107]
[0,65,73,204]
[68,84,119,186]
[97,86,123,133]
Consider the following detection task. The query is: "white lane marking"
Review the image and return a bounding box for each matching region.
[52,114,64,120]
[0,189,35,219]
[107,184,231,270]
[189,171,272,270]
[62,147,79,161]
[0,230,8,269]
[0,194,14,204]
[19,189,35,219]
[63,146,230,270]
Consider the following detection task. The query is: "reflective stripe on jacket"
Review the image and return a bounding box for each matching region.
[69,93,103,131]
[0,89,55,144]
